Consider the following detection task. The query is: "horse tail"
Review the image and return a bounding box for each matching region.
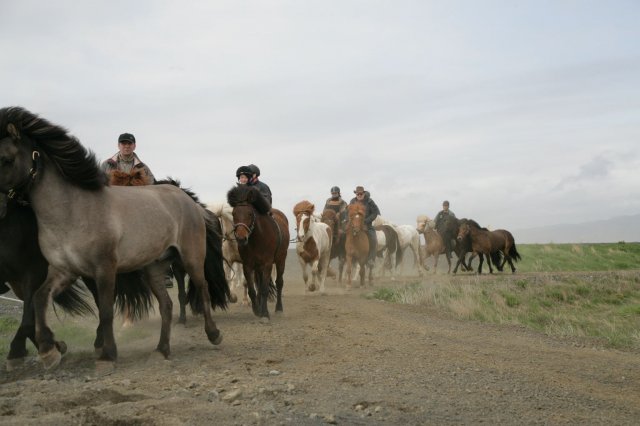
[268,277,277,301]
[51,280,94,317]
[188,210,231,313]
[113,271,154,320]
[510,243,522,262]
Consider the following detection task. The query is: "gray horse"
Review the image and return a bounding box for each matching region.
[0,106,229,369]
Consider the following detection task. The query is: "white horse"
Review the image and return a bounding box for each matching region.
[373,216,425,276]
[208,202,247,304]
[293,201,332,294]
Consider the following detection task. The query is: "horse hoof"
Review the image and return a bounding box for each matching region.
[95,360,116,376]
[229,293,238,303]
[94,347,102,357]
[40,348,62,370]
[6,357,25,372]
[308,284,316,292]
[55,341,68,355]
[208,330,223,345]
[260,317,270,325]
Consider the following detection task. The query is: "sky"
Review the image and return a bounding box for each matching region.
[1,0,639,237]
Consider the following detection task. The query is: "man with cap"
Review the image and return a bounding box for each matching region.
[101,133,155,182]
[247,164,272,206]
[434,200,456,231]
[349,185,381,268]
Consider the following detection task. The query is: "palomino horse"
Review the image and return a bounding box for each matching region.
[0,107,229,369]
[457,219,521,274]
[345,203,372,287]
[293,201,332,294]
[416,215,446,273]
[227,185,289,322]
[209,202,248,305]
[320,209,346,282]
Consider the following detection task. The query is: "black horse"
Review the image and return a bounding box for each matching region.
[0,194,152,369]
[436,215,474,273]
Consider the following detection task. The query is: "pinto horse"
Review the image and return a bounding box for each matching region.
[345,203,372,288]
[293,201,332,294]
[227,185,288,322]
[320,209,346,282]
[0,107,229,369]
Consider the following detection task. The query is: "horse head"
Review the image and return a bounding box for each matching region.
[293,200,315,242]
[456,219,470,241]
[416,215,432,234]
[0,117,38,195]
[227,185,270,246]
[347,203,366,236]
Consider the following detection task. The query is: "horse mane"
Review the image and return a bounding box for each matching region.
[462,218,485,230]
[0,106,107,190]
[347,203,366,217]
[109,169,152,186]
[155,177,206,208]
[227,185,271,214]
[293,200,315,217]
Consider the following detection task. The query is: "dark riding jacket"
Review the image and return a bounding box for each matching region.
[324,197,348,226]
[250,179,272,206]
[435,209,456,231]
[349,194,380,229]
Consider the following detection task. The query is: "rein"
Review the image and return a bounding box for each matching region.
[231,203,256,240]
[6,150,40,206]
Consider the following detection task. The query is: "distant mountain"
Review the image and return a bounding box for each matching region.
[513,214,640,244]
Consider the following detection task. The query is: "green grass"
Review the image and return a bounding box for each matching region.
[370,269,640,351]
[515,242,640,272]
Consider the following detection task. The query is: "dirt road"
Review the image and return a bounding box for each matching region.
[1,272,639,425]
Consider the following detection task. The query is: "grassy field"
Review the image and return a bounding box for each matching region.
[371,242,640,351]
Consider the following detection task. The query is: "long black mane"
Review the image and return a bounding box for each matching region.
[227,185,271,215]
[155,177,207,209]
[0,106,107,190]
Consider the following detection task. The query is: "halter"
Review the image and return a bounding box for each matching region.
[232,203,256,240]
[6,150,40,206]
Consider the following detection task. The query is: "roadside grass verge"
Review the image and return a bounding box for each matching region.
[515,242,640,272]
[369,271,640,351]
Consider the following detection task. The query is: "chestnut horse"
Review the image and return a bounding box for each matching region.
[345,203,372,288]
[227,185,288,322]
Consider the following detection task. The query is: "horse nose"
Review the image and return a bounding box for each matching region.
[237,237,248,246]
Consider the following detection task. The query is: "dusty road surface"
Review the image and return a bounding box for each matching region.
[1,269,639,425]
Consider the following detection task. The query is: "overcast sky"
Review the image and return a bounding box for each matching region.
[1,1,639,234]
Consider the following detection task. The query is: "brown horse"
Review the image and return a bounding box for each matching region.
[227,185,288,322]
[321,209,346,282]
[457,219,521,274]
[345,203,371,288]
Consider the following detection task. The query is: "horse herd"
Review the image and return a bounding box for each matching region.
[0,106,520,372]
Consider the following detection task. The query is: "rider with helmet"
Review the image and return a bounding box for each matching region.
[324,186,348,228]
[235,165,253,185]
[247,164,272,206]
[434,200,456,231]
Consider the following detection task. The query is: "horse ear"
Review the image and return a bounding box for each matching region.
[7,123,20,140]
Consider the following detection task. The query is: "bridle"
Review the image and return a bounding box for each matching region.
[348,213,364,236]
[6,149,40,206]
[231,203,256,240]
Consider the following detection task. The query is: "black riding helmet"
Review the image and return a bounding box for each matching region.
[236,165,253,179]
[248,164,260,177]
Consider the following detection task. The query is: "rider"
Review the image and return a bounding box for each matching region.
[349,186,380,268]
[235,165,253,186]
[434,200,456,231]
[323,186,348,229]
[101,133,155,182]
[247,164,272,206]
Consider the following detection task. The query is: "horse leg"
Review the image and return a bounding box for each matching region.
[242,264,260,317]
[275,260,285,313]
[309,258,320,292]
[174,261,188,325]
[82,278,104,355]
[345,256,353,289]
[487,252,494,274]
[257,265,272,322]
[477,254,484,274]
[6,281,35,370]
[338,255,345,284]
[33,266,78,369]
[144,263,173,358]
[93,269,118,364]
[318,254,330,294]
